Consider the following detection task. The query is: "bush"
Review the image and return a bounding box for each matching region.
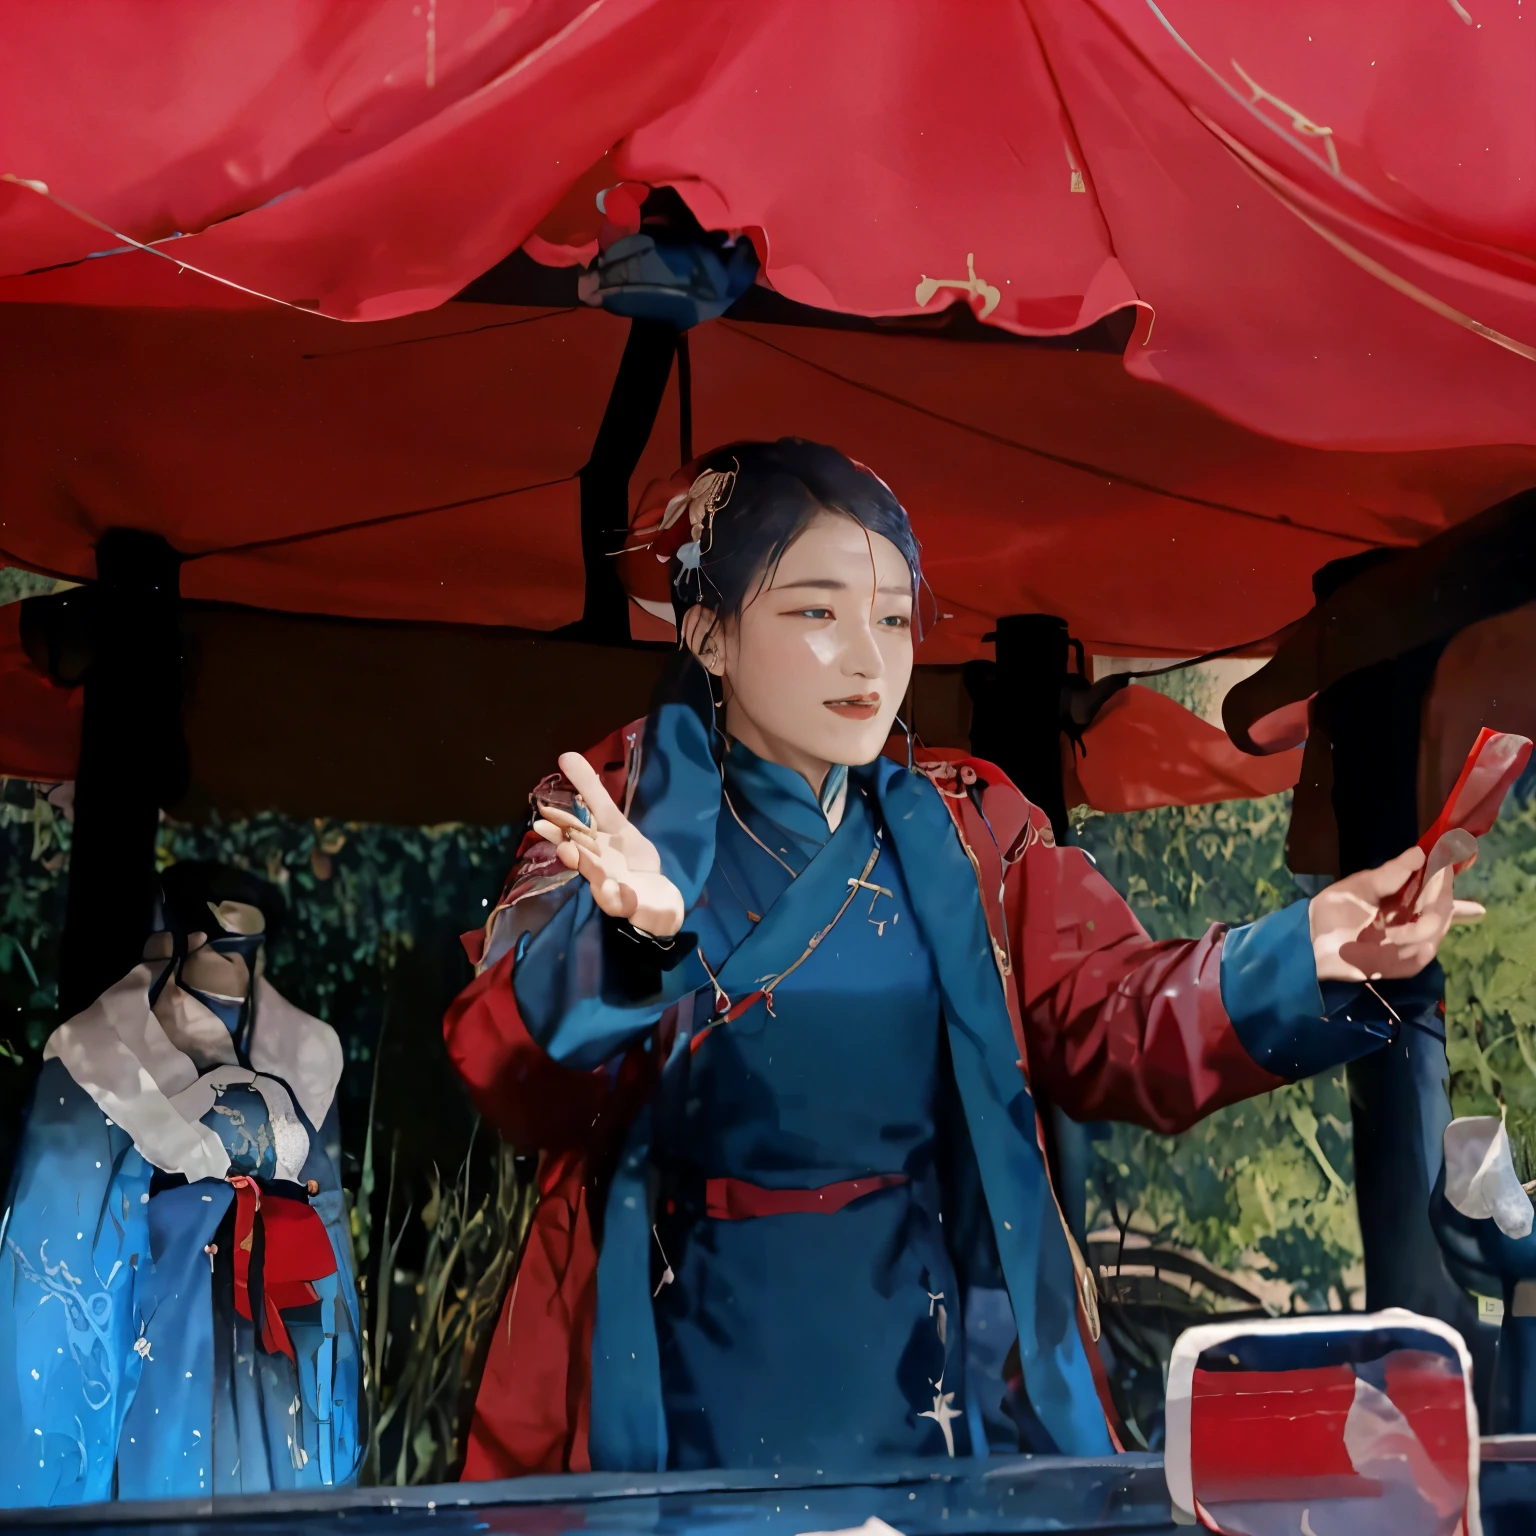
[1075,793,1364,1314]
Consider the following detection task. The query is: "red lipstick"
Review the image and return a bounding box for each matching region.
[824,693,881,721]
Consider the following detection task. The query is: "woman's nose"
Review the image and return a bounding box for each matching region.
[841,617,885,679]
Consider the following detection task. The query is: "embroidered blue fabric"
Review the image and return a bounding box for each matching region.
[0,1046,361,1506]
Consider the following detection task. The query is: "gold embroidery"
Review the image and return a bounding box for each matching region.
[950,820,1012,983]
[621,730,641,818]
[1200,110,1536,366]
[913,760,968,800]
[1080,1265,1102,1342]
[991,936,1012,979]
[733,843,884,1019]
[1061,1229,1101,1341]
[1230,60,1340,177]
[1064,141,1087,194]
[1139,6,1347,189]
[915,253,1001,320]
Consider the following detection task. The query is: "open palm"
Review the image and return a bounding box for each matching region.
[532,751,685,937]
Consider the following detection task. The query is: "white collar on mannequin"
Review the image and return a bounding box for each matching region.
[43,964,343,1182]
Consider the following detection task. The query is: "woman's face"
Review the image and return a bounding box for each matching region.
[687,512,915,786]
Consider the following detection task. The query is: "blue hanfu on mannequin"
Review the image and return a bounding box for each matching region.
[0,863,361,1507]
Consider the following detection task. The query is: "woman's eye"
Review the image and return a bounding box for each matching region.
[879,614,912,629]
[795,607,834,620]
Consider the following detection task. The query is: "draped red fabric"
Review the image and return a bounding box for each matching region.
[1,3,1532,802]
[0,299,1528,803]
[0,1,1530,449]
[1,302,1529,655]
[1066,687,1305,814]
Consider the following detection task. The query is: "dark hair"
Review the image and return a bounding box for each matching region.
[158,860,285,942]
[669,438,925,637]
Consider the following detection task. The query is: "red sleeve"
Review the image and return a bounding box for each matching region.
[443,723,648,1150]
[998,792,1288,1134]
[443,945,625,1150]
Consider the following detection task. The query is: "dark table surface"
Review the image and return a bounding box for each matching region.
[2,1447,1533,1536]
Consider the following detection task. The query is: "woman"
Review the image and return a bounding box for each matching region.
[446,439,1472,1478]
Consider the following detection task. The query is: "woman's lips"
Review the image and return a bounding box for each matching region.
[824,695,881,721]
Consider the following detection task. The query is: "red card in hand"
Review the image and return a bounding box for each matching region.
[1393,728,1532,917]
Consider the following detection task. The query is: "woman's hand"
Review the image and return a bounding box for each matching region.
[1310,845,1486,984]
[532,751,686,938]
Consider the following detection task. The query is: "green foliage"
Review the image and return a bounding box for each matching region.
[1439,791,1536,1180]
[1075,766,1364,1311]
[1070,794,1297,938]
[154,811,511,1032]
[0,566,70,605]
[1090,1067,1361,1311]
[356,1122,535,1485]
[0,784,69,1070]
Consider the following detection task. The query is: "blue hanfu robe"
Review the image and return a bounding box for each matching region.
[0,965,362,1507]
[499,675,1387,1474]
[655,749,966,1467]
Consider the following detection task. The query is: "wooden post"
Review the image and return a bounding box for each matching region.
[1313,552,1493,1389]
[966,614,1073,842]
[965,614,1088,1239]
[571,318,678,645]
[56,530,185,1019]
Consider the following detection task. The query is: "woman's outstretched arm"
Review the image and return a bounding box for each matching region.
[444,728,687,1148]
[992,787,1468,1133]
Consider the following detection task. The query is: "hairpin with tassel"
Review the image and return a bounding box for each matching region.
[619,460,738,588]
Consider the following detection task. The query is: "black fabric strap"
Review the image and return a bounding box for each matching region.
[602,914,697,1002]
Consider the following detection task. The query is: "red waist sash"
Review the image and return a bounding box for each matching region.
[228,1175,339,1360]
[703,1172,909,1221]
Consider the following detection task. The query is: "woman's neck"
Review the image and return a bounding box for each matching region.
[724,704,833,800]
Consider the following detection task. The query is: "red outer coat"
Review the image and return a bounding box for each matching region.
[444,724,1287,1480]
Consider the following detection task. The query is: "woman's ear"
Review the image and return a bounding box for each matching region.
[681,605,725,675]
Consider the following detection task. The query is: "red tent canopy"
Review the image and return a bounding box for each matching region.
[1,2,1533,813]
[1,296,1532,654]
[1,292,1529,812]
[3,1,1532,447]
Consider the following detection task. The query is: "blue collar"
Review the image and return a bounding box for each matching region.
[722,741,848,853]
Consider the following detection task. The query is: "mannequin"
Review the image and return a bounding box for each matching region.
[0,862,361,1506]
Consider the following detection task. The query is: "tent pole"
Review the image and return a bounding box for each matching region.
[1313,552,1495,1397]
[572,318,678,644]
[964,614,1090,1242]
[676,332,693,465]
[56,530,186,1020]
[966,614,1073,843]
